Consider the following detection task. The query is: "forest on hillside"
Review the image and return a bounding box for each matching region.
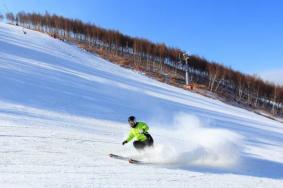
[3,11,283,117]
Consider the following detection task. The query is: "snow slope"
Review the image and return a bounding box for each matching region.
[0,22,283,188]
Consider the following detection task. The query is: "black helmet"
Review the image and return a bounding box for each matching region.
[128,116,136,122]
[128,116,136,127]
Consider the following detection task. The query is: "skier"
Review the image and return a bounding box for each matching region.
[122,116,154,150]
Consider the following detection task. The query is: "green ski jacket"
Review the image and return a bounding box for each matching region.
[126,122,149,142]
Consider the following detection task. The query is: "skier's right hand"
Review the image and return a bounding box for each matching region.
[122,140,127,145]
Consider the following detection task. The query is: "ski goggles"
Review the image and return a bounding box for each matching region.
[128,120,136,126]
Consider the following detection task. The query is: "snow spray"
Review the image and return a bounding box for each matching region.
[144,113,243,168]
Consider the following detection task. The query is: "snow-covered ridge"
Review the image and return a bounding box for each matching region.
[0,23,283,187]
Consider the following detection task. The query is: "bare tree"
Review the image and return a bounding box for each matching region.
[271,84,278,115]
[208,63,221,91]
[6,12,15,24]
[0,14,3,21]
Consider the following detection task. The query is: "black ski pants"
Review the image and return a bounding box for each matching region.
[133,133,154,150]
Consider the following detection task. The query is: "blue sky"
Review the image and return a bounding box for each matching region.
[1,0,283,83]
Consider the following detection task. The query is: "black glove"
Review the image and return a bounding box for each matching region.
[122,140,127,145]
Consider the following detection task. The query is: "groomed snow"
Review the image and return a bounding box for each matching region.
[0,22,283,188]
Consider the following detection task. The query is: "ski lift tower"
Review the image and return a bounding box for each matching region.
[183,53,190,85]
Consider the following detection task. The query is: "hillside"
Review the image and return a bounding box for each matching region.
[0,23,283,188]
[9,11,283,119]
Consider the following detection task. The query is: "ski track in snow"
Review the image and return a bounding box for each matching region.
[0,23,283,187]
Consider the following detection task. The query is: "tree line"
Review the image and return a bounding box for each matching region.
[5,11,283,116]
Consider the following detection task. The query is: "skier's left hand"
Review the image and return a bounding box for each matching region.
[122,140,127,145]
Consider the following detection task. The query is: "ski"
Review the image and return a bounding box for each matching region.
[109,153,130,161]
[109,154,147,164]
[128,158,143,164]
[109,153,155,165]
